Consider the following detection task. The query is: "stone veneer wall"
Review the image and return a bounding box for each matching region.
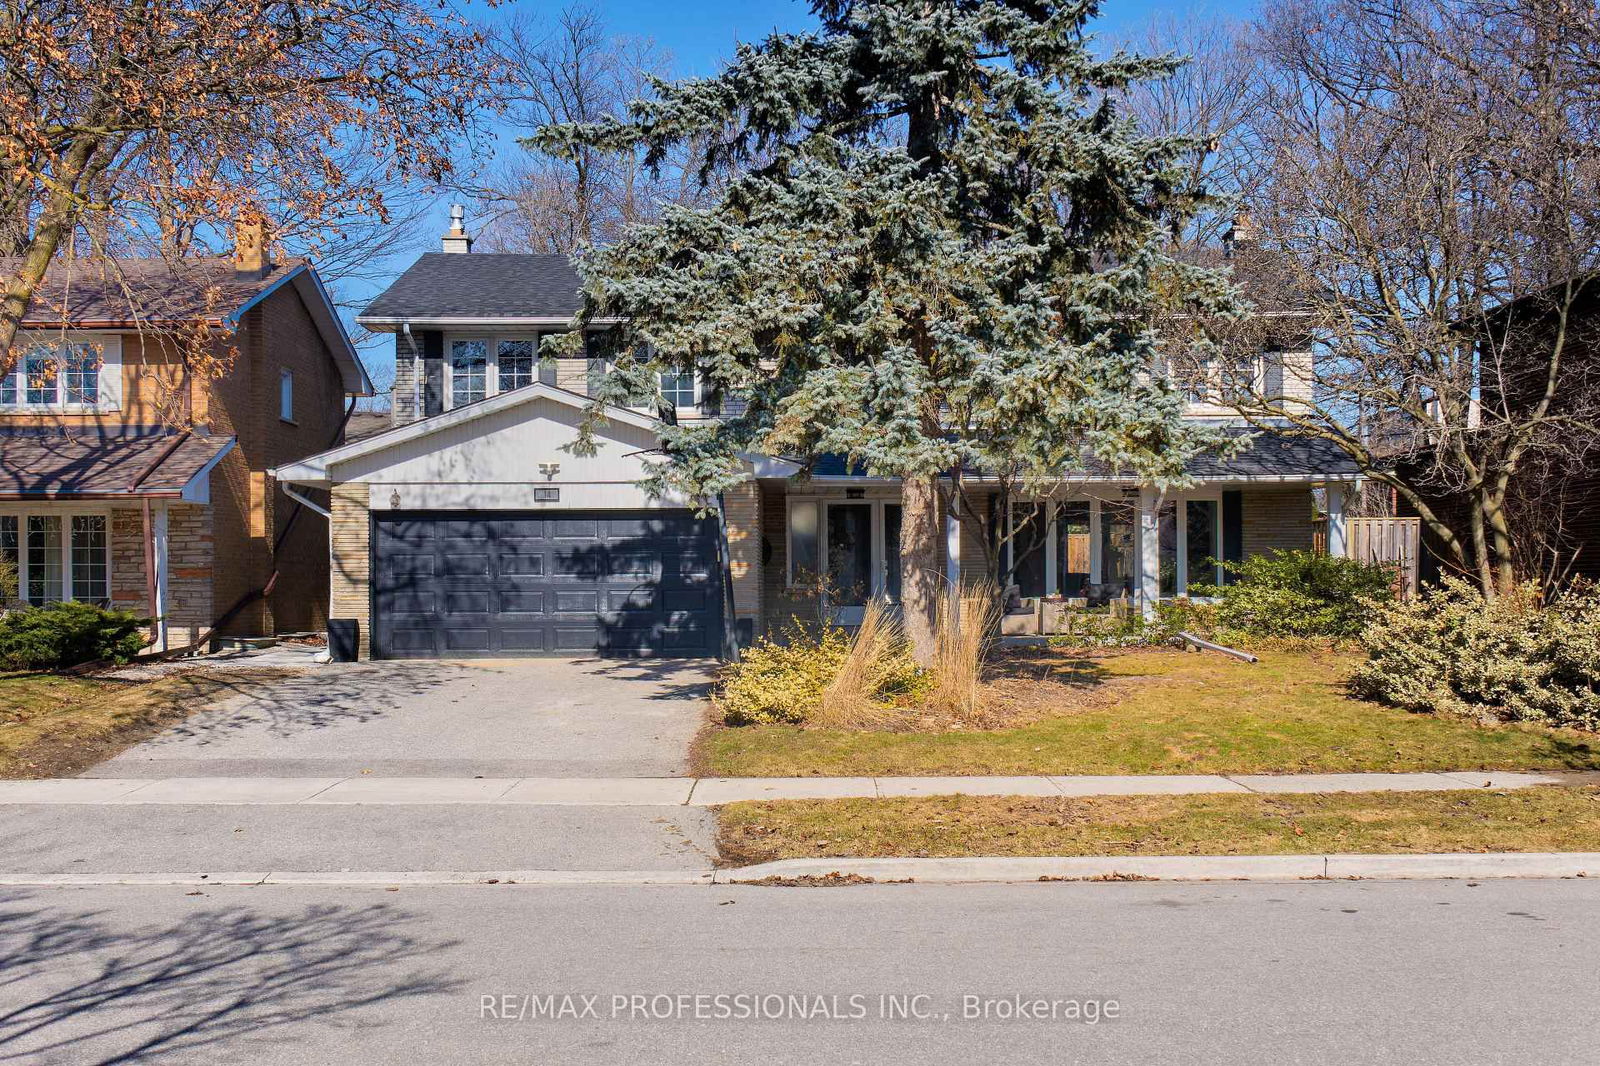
[109,504,215,650]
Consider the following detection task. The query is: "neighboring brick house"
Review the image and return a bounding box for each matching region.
[0,223,371,649]
[273,210,1357,660]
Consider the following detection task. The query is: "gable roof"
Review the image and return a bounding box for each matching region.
[272,381,662,485]
[2,255,371,396]
[356,253,600,328]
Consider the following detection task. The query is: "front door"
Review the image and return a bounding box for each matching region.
[823,501,902,624]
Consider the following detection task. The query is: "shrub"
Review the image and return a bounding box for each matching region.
[1352,578,1600,730]
[1189,549,1396,638]
[0,601,150,670]
[718,625,849,725]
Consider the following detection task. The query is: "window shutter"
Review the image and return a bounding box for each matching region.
[1222,490,1244,584]
[421,331,444,416]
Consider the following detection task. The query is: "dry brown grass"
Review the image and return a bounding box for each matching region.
[926,583,1001,722]
[813,599,908,730]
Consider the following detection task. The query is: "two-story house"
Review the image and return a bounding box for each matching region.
[273,209,1358,660]
[0,221,371,650]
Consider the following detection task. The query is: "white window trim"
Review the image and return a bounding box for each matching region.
[443,333,543,410]
[0,505,114,607]
[0,332,123,413]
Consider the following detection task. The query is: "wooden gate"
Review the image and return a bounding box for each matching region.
[1348,517,1421,599]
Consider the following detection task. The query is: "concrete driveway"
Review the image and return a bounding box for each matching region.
[88,657,716,779]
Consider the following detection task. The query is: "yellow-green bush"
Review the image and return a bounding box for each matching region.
[719,626,854,725]
[1353,578,1600,729]
[718,621,925,726]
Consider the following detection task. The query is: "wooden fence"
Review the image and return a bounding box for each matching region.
[1315,517,1420,598]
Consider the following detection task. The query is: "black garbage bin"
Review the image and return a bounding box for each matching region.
[327,619,359,663]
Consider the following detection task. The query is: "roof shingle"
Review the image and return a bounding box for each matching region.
[0,427,234,498]
[357,253,584,323]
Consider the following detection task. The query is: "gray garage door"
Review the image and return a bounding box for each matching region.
[372,510,724,659]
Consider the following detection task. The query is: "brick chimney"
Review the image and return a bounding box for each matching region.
[1224,211,1257,257]
[441,203,473,253]
[233,210,271,279]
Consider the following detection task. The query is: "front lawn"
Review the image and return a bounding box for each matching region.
[717,787,1600,863]
[0,668,292,778]
[697,647,1600,777]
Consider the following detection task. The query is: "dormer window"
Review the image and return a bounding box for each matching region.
[0,336,120,411]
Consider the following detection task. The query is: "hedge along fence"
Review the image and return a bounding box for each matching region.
[1352,578,1600,731]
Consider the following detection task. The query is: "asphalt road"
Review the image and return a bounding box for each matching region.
[2,878,1595,1065]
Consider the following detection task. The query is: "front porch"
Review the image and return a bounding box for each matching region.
[737,477,1356,638]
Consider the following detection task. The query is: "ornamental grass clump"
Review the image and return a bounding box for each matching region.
[927,583,1002,721]
[813,599,922,730]
[1352,578,1600,730]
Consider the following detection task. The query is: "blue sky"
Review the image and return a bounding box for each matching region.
[350,0,1258,392]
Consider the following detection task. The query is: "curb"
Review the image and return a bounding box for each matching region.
[2,853,1598,887]
[714,852,1600,884]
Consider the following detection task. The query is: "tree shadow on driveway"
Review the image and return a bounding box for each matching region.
[0,892,460,1064]
[577,658,717,702]
[125,663,475,748]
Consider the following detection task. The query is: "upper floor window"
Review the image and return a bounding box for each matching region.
[449,339,489,407]
[1,336,121,411]
[659,370,697,409]
[1175,353,1262,406]
[444,335,549,410]
[279,369,294,423]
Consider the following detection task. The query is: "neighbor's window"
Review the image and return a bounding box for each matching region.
[279,369,294,422]
[498,339,535,392]
[1,339,114,409]
[3,512,110,606]
[659,371,696,408]
[70,515,108,604]
[449,339,488,407]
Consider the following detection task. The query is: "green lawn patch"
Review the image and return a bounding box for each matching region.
[717,787,1600,864]
[697,647,1600,777]
[0,668,292,778]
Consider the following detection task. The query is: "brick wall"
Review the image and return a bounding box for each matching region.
[203,283,347,635]
[329,483,371,658]
[1242,485,1316,556]
[721,480,762,639]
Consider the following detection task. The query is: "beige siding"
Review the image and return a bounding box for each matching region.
[329,484,371,658]
[555,357,591,395]
[1242,485,1315,556]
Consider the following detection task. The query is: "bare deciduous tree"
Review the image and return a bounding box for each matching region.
[0,0,497,382]
[477,4,717,254]
[1213,0,1600,594]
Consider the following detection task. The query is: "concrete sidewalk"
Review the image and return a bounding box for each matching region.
[3,769,1598,806]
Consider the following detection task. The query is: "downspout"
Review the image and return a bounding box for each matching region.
[145,394,357,659]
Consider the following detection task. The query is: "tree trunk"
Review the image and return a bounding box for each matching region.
[900,472,942,666]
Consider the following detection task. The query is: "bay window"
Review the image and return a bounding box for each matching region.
[0,512,111,607]
[1001,493,1219,601]
[786,497,904,623]
[0,336,119,410]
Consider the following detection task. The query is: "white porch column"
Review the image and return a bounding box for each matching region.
[945,505,961,589]
[152,505,170,652]
[1325,483,1349,558]
[1137,486,1161,617]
